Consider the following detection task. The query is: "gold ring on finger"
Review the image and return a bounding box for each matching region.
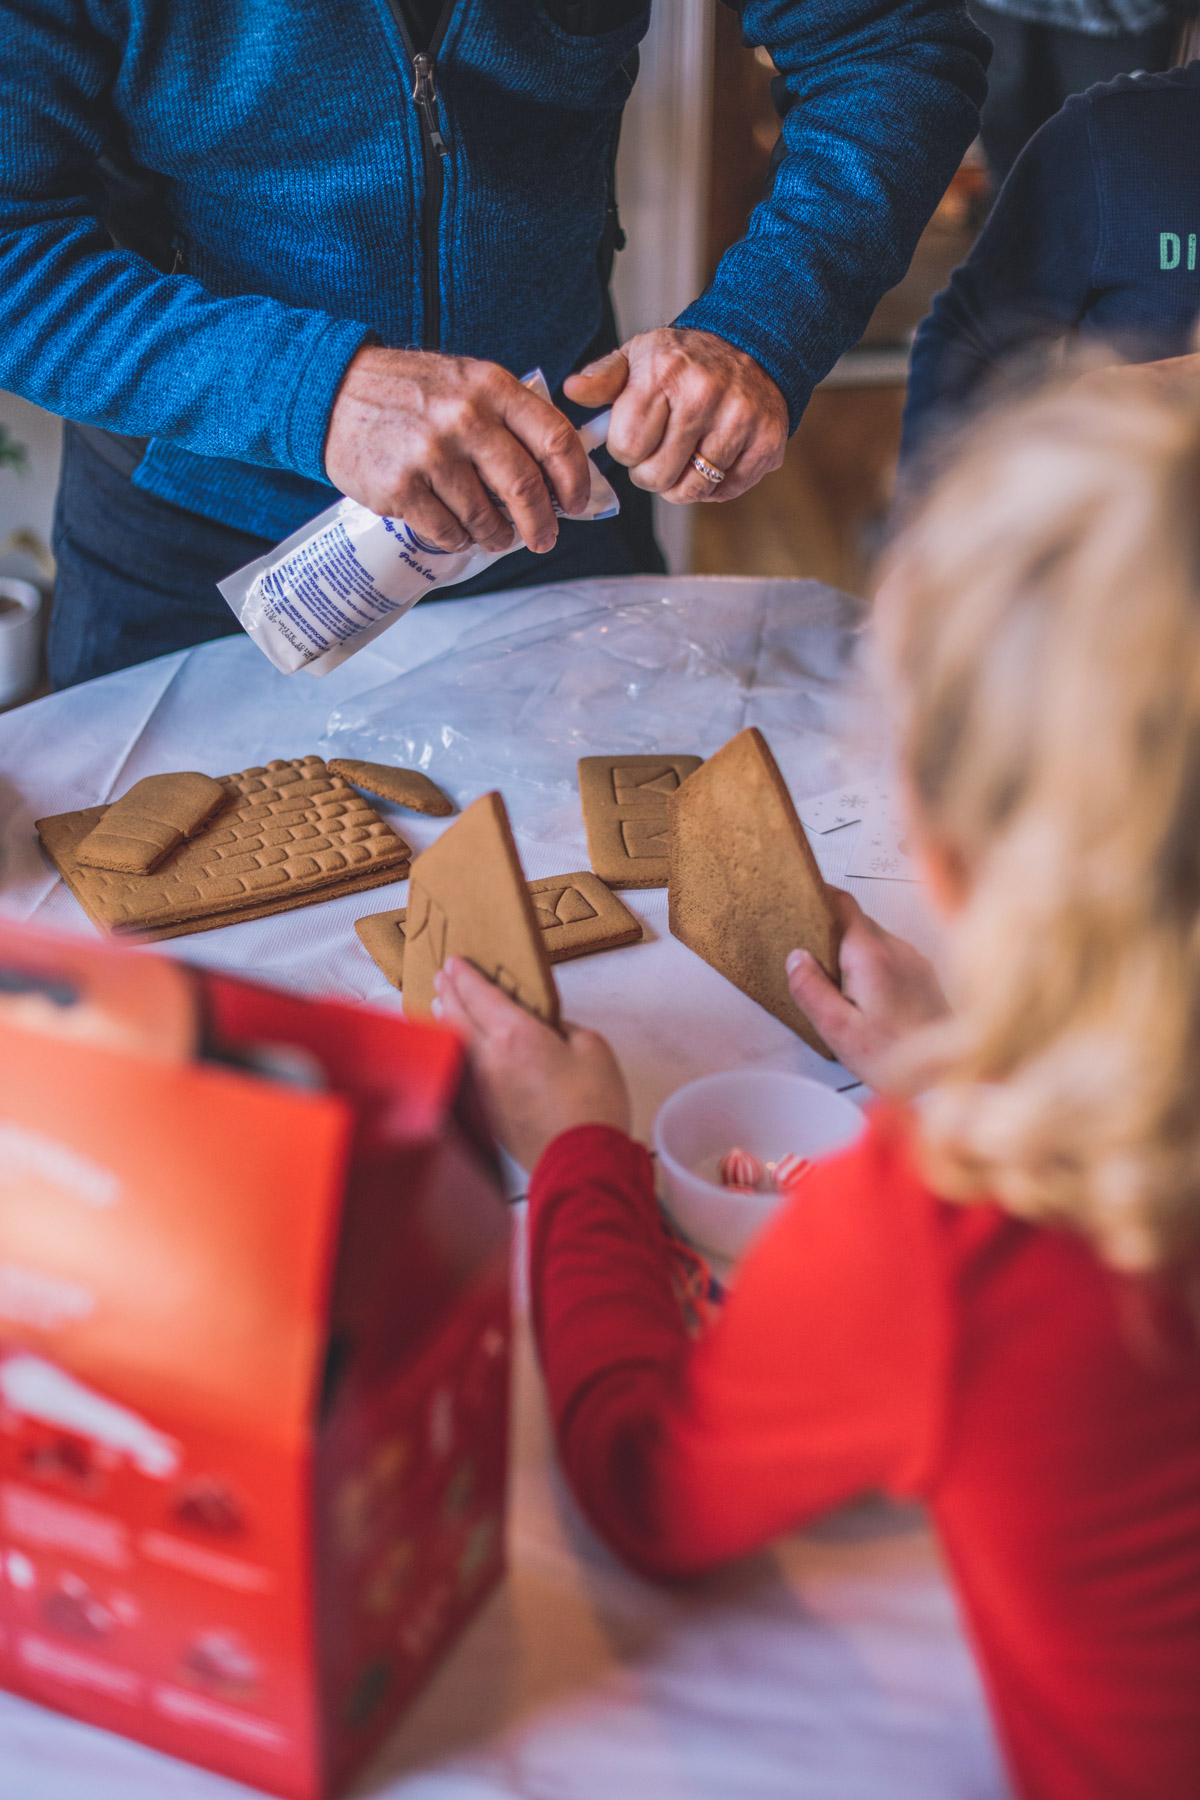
[691,453,726,486]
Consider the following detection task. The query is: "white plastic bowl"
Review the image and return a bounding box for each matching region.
[654,1069,866,1263]
[0,578,42,708]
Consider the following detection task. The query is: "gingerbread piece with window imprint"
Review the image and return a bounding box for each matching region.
[578,754,702,888]
[527,870,641,957]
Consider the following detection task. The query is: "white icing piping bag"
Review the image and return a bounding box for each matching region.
[578,409,612,453]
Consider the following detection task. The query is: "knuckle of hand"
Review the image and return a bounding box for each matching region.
[468,359,502,392]
[543,417,578,458]
[460,507,496,540]
[483,366,518,409]
[458,493,497,527]
[386,474,421,513]
[682,357,715,394]
[678,400,715,438]
[447,394,483,436]
[507,465,549,506]
[468,518,509,548]
[663,351,693,390]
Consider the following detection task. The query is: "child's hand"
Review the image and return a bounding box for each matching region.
[434,957,632,1172]
[786,889,949,1094]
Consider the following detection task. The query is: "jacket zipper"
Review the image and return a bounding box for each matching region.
[384,2,455,350]
[411,50,450,347]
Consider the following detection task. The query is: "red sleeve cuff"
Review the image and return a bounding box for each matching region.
[530,1122,656,1214]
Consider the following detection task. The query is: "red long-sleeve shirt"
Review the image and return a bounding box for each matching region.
[527,1107,1200,1800]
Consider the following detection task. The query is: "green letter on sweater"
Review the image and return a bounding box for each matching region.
[1161,232,1182,270]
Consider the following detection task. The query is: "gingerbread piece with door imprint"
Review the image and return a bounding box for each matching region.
[578,754,702,887]
[400,791,560,1028]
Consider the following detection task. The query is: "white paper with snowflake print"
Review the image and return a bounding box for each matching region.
[844,774,920,881]
[797,781,874,834]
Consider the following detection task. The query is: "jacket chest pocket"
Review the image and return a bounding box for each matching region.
[505,2,648,107]
[538,0,648,30]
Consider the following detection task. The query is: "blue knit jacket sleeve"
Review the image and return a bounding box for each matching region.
[678,0,989,431]
[0,0,371,480]
[901,95,1100,461]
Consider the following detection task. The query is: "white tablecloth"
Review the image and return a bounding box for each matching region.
[0,577,1007,1799]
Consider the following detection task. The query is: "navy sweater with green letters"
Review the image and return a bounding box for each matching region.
[903,64,1200,458]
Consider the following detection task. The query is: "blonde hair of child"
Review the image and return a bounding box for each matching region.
[877,380,1200,1271]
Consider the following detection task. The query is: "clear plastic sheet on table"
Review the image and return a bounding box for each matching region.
[322,576,876,852]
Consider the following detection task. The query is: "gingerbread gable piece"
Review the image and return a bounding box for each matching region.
[668,727,840,1058]
[401,791,560,1029]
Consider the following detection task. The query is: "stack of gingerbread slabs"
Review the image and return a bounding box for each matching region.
[36,757,412,942]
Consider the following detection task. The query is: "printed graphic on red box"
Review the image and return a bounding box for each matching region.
[0,922,511,1798]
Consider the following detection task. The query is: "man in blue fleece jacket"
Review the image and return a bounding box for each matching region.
[0,0,987,686]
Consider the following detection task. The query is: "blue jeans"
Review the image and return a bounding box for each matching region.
[48,425,664,689]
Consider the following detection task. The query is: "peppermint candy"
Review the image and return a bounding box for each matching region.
[718,1146,766,1190]
[770,1151,813,1193]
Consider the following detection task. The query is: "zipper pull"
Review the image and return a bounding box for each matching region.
[412,53,449,159]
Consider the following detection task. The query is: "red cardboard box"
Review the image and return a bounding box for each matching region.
[0,922,511,1797]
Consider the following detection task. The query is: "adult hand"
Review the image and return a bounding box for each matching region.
[325,346,591,555]
[564,327,788,505]
[786,890,949,1095]
[434,957,632,1172]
